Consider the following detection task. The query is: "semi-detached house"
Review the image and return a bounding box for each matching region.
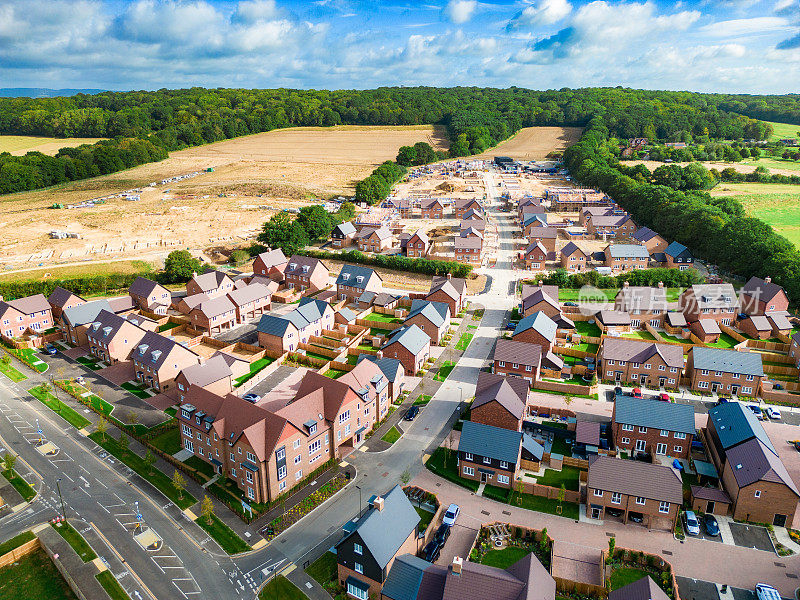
[284,255,330,293]
[189,295,237,334]
[133,330,201,395]
[186,271,234,299]
[403,299,450,345]
[686,347,763,397]
[226,283,271,324]
[47,286,86,321]
[614,284,668,328]
[612,395,695,459]
[129,276,171,315]
[257,298,335,354]
[599,337,684,388]
[336,265,383,303]
[251,248,288,281]
[679,284,738,326]
[0,294,53,339]
[86,309,148,365]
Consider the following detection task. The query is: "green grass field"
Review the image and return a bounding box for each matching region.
[381,426,402,444]
[558,288,617,302]
[741,157,800,173]
[0,358,26,382]
[712,182,800,248]
[306,551,338,587]
[0,547,79,600]
[621,331,657,341]
[96,571,130,600]
[28,385,91,429]
[534,466,581,491]
[0,531,35,556]
[763,121,800,142]
[574,321,601,337]
[149,427,182,455]
[363,312,402,324]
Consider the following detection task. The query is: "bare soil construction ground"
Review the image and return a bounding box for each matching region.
[0,135,106,156]
[0,126,448,271]
[472,127,583,160]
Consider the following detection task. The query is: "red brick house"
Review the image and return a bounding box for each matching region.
[520,284,560,319]
[454,198,481,219]
[604,244,649,273]
[612,395,694,459]
[631,227,668,253]
[252,248,288,281]
[186,271,234,299]
[176,293,208,316]
[403,299,450,345]
[381,325,430,375]
[738,315,773,340]
[405,230,430,258]
[471,371,529,431]
[284,255,330,294]
[454,236,482,265]
[357,227,393,253]
[420,199,445,219]
[560,242,588,272]
[457,421,522,489]
[523,241,548,271]
[336,265,383,302]
[528,227,558,253]
[47,286,85,321]
[512,311,557,352]
[599,337,683,388]
[189,296,237,334]
[0,294,54,339]
[129,277,171,315]
[86,309,148,365]
[586,213,636,239]
[686,347,763,397]
[679,284,737,326]
[133,331,201,395]
[492,339,542,384]
[426,275,467,316]
[739,276,790,316]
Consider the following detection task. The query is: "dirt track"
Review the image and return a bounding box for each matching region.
[472,126,583,160]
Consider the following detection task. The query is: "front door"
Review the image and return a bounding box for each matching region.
[480,472,488,483]
[615,372,622,382]
[731,385,739,396]
[774,514,787,527]
[656,443,667,455]
[659,377,666,387]
[591,506,601,519]
[711,382,719,393]
[707,501,715,514]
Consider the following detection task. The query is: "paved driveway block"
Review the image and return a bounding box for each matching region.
[728,523,774,553]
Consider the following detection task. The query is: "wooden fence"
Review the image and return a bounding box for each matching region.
[518,480,581,503]
[355,318,403,331]
[534,379,597,396]
[0,536,39,569]
[746,338,789,353]
[528,405,576,419]
[719,323,747,344]
[235,353,288,394]
[329,360,355,373]
[763,363,799,377]
[554,577,607,599]
[553,345,596,360]
[605,546,680,600]
[298,342,340,360]
[2,330,63,349]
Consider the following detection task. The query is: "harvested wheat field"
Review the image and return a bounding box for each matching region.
[472,127,583,160]
[0,135,106,156]
[0,125,448,270]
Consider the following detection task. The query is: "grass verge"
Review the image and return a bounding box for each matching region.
[28,385,91,429]
[455,333,473,351]
[52,522,97,562]
[0,359,26,382]
[415,506,434,531]
[306,551,338,587]
[434,361,456,382]
[380,426,402,444]
[0,531,35,556]
[196,513,252,554]
[258,576,305,600]
[96,571,130,600]
[3,468,36,502]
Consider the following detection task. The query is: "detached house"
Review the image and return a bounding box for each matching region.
[612,395,695,459]
[663,241,694,270]
[133,331,201,394]
[175,354,233,402]
[128,277,171,315]
[356,354,406,404]
[560,242,588,272]
[492,339,542,384]
[426,275,467,317]
[252,248,288,281]
[458,421,522,489]
[86,309,148,365]
[604,244,649,272]
[403,299,450,345]
[455,236,482,265]
[686,347,763,397]
[599,337,684,388]
[357,227,393,253]
[528,227,558,253]
[61,300,113,347]
[405,230,429,258]
[257,298,335,353]
[523,242,548,271]
[614,284,668,328]
[471,372,529,431]
[739,276,790,316]
[331,222,357,248]
[420,198,445,219]
[336,265,383,302]
[189,296,237,334]
[284,255,330,294]
[680,284,738,326]
[586,213,637,239]
[381,325,430,375]
[520,284,560,319]
[512,311,557,352]
[454,198,481,219]
[335,486,421,600]
[0,294,53,339]
[186,271,234,299]
[47,286,86,321]
[521,213,548,237]
[631,227,667,253]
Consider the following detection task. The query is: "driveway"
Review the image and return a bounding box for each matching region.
[434,523,479,566]
[728,523,774,553]
[676,577,721,600]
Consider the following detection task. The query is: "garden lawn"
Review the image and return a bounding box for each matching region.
[381,426,402,444]
[369,327,393,337]
[621,331,657,341]
[96,572,130,600]
[435,361,456,382]
[76,356,102,370]
[480,546,531,569]
[233,357,275,387]
[550,437,572,457]
[455,333,473,351]
[574,321,601,337]
[52,522,97,562]
[573,342,599,353]
[415,506,435,531]
[121,382,151,399]
[535,466,581,491]
[28,385,91,429]
[149,427,182,455]
[258,576,305,600]
[0,531,34,556]
[88,432,196,510]
[185,455,215,479]
[609,568,651,590]
[304,350,331,362]
[705,333,740,349]
[0,547,78,600]
[425,447,479,492]
[363,312,401,324]
[196,513,251,554]
[558,288,617,302]
[0,359,26,382]
[4,469,35,502]
[306,551,338,587]
[413,395,433,406]
[157,321,181,333]
[323,369,347,379]
[515,494,580,520]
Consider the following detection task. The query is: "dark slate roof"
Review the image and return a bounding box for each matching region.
[382,554,444,600]
[514,311,557,342]
[429,276,467,298]
[458,421,522,464]
[708,402,776,454]
[62,299,113,327]
[356,354,404,383]
[575,421,601,446]
[651,252,667,263]
[129,276,164,298]
[726,438,799,496]
[522,434,545,460]
[473,372,528,420]
[587,456,683,504]
[600,337,683,368]
[560,241,585,257]
[335,485,420,569]
[741,276,785,304]
[442,553,555,600]
[256,313,297,336]
[134,330,199,370]
[493,339,542,367]
[664,241,692,259]
[86,309,143,344]
[690,485,731,504]
[614,396,695,435]
[285,255,328,277]
[521,285,559,313]
[407,299,450,328]
[688,284,737,309]
[631,227,661,243]
[608,576,671,600]
[606,244,650,259]
[690,347,763,377]
[336,264,382,289]
[48,286,84,308]
[383,325,430,355]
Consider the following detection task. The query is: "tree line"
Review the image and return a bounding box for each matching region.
[3,86,799,195]
[530,267,703,290]
[564,118,800,305]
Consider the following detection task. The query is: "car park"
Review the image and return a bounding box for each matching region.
[442,504,460,526]
[421,540,440,563]
[405,405,420,421]
[704,514,720,537]
[433,524,450,548]
[684,510,700,536]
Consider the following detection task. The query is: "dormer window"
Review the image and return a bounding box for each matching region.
[138,344,148,355]
[309,424,317,435]
[103,327,112,337]
[342,273,350,280]
[356,276,364,283]
[289,263,297,270]
[151,350,162,362]
[302,265,309,273]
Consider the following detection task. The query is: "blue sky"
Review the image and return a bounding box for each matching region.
[1,0,798,93]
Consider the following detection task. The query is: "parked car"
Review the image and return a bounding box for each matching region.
[504,322,517,331]
[433,524,450,548]
[746,403,764,420]
[564,302,578,307]
[794,440,800,453]
[715,396,730,404]
[628,512,644,524]
[242,393,260,403]
[765,406,781,420]
[606,507,623,518]
[632,388,642,399]
[658,393,670,402]
[405,405,420,421]
[442,504,460,527]
[613,386,623,396]
[75,376,85,385]
[755,584,781,600]
[684,510,700,536]
[421,540,440,563]
[704,514,720,537]
[44,344,57,355]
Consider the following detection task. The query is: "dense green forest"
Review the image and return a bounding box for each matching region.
[1,86,798,194]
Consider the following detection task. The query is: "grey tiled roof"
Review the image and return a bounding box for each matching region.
[406,299,450,328]
[333,221,357,236]
[191,270,231,292]
[86,309,144,344]
[631,227,661,243]
[473,372,528,420]
[691,347,763,377]
[381,554,441,600]
[458,421,522,464]
[356,354,403,383]
[708,402,775,454]
[514,311,557,342]
[256,314,296,337]
[129,276,164,298]
[6,293,51,315]
[664,241,691,258]
[178,355,232,387]
[227,283,271,307]
[606,244,650,259]
[336,264,381,289]
[62,300,113,327]
[382,325,429,355]
[614,396,695,435]
[615,286,668,313]
[687,284,737,309]
[560,241,585,257]
[134,330,200,370]
[600,337,683,368]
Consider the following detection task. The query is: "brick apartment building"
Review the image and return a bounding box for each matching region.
[612,395,694,459]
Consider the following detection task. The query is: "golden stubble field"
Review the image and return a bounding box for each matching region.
[0,135,107,156]
[0,126,449,269]
[472,127,584,160]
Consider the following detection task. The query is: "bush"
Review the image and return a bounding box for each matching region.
[300,248,472,278]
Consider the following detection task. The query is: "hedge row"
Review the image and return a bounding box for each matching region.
[301,248,472,279]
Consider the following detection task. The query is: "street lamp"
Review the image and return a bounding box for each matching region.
[355,485,362,517]
[56,478,67,519]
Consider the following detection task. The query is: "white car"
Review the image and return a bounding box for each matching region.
[442,504,460,527]
[755,584,781,600]
[683,510,700,536]
[765,406,782,420]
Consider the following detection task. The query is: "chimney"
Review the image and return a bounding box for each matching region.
[765,276,772,283]
[372,496,384,511]
[192,271,198,278]
[658,281,664,288]
[538,280,543,288]
[623,281,630,288]
[452,557,463,576]
[447,273,452,279]
[377,350,383,360]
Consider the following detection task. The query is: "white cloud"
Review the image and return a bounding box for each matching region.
[507,0,572,30]
[444,0,478,24]
[697,16,792,37]
[233,0,278,23]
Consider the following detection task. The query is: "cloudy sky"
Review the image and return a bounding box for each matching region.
[1,0,799,94]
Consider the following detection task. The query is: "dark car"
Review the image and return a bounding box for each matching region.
[613,386,623,396]
[716,396,730,404]
[794,441,800,453]
[606,507,623,518]
[628,512,644,524]
[405,405,420,421]
[44,344,58,355]
[504,322,518,331]
[433,524,450,548]
[564,302,578,307]
[704,514,720,537]
[421,540,440,563]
